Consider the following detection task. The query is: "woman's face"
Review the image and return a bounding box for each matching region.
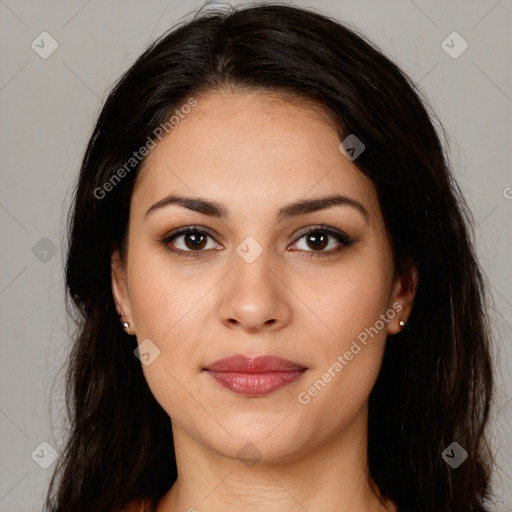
[112,90,415,464]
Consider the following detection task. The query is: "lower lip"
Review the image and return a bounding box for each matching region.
[205,370,306,396]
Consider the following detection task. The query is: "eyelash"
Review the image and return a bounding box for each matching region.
[159,224,354,259]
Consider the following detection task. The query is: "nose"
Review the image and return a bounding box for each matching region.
[217,248,292,334]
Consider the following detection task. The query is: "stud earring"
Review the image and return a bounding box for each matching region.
[399,320,406,329]
[120,312,129,330]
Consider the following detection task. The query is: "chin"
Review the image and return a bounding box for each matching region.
[203,417,312,464]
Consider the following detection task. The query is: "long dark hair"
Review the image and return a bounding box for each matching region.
[45,3,495,511]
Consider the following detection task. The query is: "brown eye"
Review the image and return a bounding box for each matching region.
[304,231,329,251]
[182,231,208,250]
[289,226,353,257]
[161,227,220,258]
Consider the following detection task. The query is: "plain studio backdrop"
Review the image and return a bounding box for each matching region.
[0,0,511,510]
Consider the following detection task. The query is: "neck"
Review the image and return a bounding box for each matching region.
[157,404,396,512]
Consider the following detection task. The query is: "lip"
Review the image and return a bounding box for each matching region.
[203,355,308,396]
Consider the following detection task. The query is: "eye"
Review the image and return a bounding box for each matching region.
[160,226,221,258]
[289,225,353,257]
[160,224,353,259]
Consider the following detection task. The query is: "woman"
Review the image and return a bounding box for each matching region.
[45,3,495,511]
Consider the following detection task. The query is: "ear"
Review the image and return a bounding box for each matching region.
[111,247,135,334]
[387,258,418,335]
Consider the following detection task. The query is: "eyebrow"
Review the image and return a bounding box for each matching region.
[145,193,369,223]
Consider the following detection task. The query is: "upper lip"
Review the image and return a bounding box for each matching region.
[204,355,307,373]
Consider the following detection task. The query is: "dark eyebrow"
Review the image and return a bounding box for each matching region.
[145,193,369,223]
[145,194,229,219]
[276,194,369,223]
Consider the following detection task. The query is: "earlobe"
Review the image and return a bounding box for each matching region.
[388,259,418,334]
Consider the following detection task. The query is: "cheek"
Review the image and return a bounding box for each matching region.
[297,282,391,434]
[128,273,205,421]
[299,252,392,406]
[295,346,383,446]
[129,267,205,370]
[310,255,393,343]
[125,250,203,409]
[127,241,202,338]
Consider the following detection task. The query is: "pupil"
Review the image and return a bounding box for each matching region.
[186,232,206,250]
[309,233,327,250]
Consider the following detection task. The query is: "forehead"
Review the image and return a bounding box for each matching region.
[132,91,380,226]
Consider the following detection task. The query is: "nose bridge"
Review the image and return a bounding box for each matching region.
[232,235,278,303]
[218,235,291,331]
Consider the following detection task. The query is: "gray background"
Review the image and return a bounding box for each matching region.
[0,0,511,510]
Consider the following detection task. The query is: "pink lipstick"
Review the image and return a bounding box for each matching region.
[204,354,307,396]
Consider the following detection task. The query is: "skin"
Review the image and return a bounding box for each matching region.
[111,89,417,512]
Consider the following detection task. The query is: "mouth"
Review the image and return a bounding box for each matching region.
[203,354,308,396]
